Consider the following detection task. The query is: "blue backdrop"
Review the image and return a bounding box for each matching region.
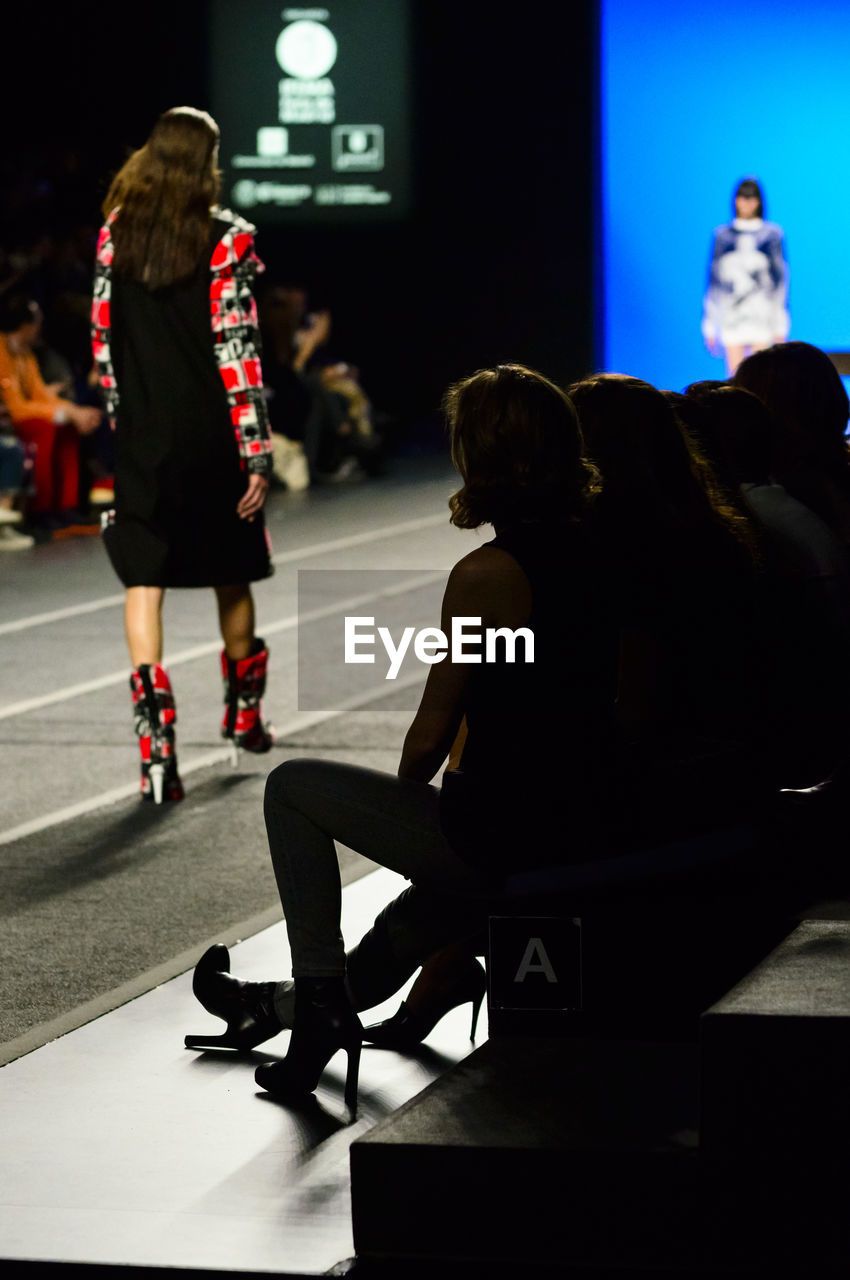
[600,0,850,396]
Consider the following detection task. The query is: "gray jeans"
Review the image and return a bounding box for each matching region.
[263,758,497,1001]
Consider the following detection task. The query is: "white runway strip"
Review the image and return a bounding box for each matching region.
[0,570,444,723]
[0,513,445,639]
[0,594,125,637]
[0,670,425,848]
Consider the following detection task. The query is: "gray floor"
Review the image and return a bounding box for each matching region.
[0,456,488,1274]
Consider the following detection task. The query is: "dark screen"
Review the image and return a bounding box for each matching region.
[210,1,412,224]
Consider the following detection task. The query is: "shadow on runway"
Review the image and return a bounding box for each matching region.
[2,769,262,914]
[256,1090,353,1148]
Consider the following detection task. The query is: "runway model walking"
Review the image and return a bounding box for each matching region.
[702,177,789,375]
[91,107,275,802]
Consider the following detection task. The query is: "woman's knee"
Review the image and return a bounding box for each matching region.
[265,758,300,806]
[264,757,326,815]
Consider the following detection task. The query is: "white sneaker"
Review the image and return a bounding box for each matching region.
[0,507,22,524]
[0,525,35,549]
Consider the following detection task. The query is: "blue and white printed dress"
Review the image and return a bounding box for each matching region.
[702,217,789,349]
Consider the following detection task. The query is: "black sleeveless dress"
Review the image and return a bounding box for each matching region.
[438,520,624,873]
[102,217,272,588]
[438,514,766,873]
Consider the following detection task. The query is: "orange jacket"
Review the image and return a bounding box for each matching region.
[0,334,70,423]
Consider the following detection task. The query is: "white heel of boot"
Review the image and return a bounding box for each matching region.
[229,741,240,769]
[150,763,165,805]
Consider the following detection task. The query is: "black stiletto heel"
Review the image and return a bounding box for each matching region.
[363,957,487,1050]
[342,1043,361,1116]
[468,984,484,1041]
[254,978,363,1119]
[184,943,283,1051]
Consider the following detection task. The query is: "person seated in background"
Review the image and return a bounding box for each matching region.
[258,282,382,487]
[258,283,329,490]
[0,294,101,529]
[32,325,116,509]
[662,387,759,539]
[0,395,34,549]
[682,380,850,788]
[319,359,383,477]
[684,381,850,610]
[184,364,633,1103]
[567,372,769,842]
[733,341,850,551]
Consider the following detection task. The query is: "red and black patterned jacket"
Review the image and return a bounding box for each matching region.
[91,206,273,476]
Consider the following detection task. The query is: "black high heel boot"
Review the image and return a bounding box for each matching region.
[184,944,284,1051]
[254,977,363,1118]
[220,639,274,762]
[363,956,487,1050]
[132,664,184,804]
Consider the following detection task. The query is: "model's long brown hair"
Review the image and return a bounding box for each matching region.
[445,364,601,530]
[102,107,222,290]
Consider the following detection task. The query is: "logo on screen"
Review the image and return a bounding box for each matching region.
[276,19,338,79]
[257,128,289,158]
[332,126,385,172]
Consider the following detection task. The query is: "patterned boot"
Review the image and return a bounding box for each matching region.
[220,638,274,757]
[130,664,184,804]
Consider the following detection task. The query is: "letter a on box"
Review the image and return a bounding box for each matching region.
[488,915,582,1012]
[514,937,558,984]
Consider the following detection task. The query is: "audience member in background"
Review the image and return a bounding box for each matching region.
[320,357,384,479]
[259,282,382,487]
[663,388,760,546]
[184,364,627,1106]
[258,284,331,490]
[567,373,768,841]
[684,380,850,788]
[26,277,116,510]
[733,340,850,550]
[0,394,34,549]
[30,317,116,510]
[0,294,101,529]
[91,106,274,804]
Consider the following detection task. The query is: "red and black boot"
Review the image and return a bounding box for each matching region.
[221,638,274,760]
[130,664,184,804]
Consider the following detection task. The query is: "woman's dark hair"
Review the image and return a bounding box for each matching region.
[568,374,755,552]
[684,383,775,488]
[733,341,850,535]
[102,106,222,290]
[734,177,764,218]
[444,363,601,529]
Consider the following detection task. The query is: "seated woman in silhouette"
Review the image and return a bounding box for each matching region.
[185,363,633,1113]
[733,340,850,552]
[567,373,767,839]
[681,379,850,789]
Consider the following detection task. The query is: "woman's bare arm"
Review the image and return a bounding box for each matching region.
[397,544,531,782]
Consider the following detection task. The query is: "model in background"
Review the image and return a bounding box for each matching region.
[91,107,275,804]
[702,178,789,375]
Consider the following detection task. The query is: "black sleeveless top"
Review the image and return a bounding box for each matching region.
[438,520,624,872]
